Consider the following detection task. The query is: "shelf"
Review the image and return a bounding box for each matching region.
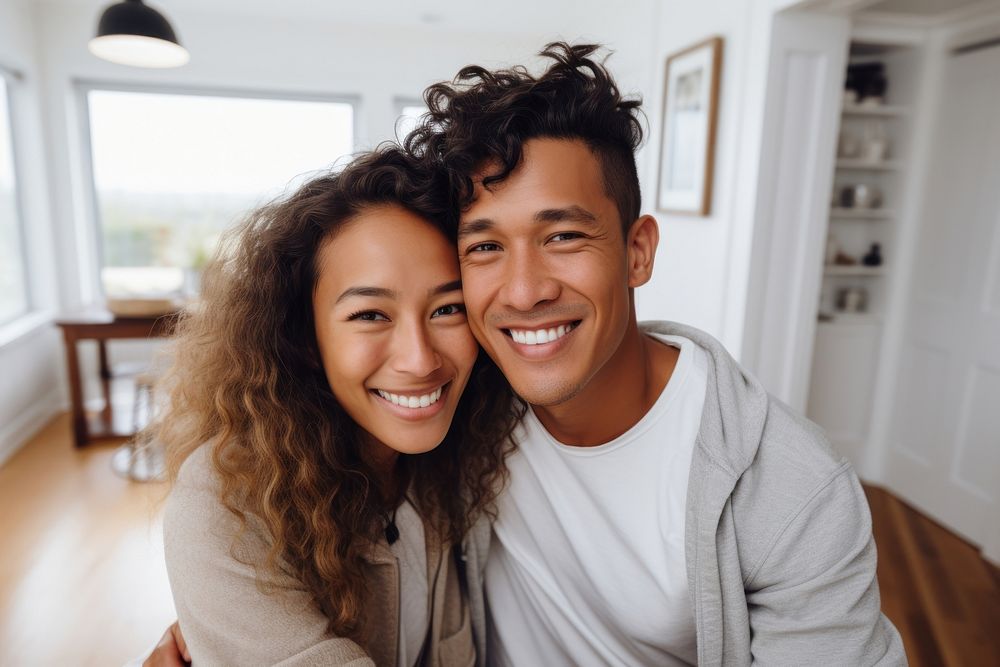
[836,159,902,171]
[817,313,883,326]
[824,265,885,277]
[829,207,892,220]
[842,103,908,117]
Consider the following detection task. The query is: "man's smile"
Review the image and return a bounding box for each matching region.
[504,321,580,345]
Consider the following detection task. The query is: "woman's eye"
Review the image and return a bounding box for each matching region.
[347,310,389,322]
[432,303,466,318]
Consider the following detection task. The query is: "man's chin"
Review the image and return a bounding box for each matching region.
[507,375,583,408]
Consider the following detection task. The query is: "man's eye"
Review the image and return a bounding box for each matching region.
[347,310,389,322]
[432,303,466,318]
[467,242,501,253]
[550,232,583,242]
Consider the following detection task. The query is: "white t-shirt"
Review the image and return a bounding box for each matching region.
[388,499,429,667]
[485,334,707,667]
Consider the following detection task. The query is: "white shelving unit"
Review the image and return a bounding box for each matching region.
[823,265,886,277]
[829,207,892,220]
[807,37,921,465]
[835,158,902,171]
[841,103,908,118]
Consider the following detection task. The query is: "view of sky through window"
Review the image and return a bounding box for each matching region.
[0,78,28,325]
[86,90,354,296]
[396,104,427,143]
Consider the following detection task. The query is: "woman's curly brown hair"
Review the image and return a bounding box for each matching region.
[156,145,522,639]
[405,41,645,235]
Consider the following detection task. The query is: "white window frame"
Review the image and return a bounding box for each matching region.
[0,64,40,347]
[393,96,427,143]
[74,81,361,302]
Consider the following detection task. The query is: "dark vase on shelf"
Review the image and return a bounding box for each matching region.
[847,62,889,104]
[862,243,883,267]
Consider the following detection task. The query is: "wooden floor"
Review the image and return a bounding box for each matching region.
[1,413,998,666]
[0,413,175,666]
[865,486,1000,666]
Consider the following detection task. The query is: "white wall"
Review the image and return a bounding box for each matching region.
[0,0,65,467]
[635,0,801,353]
[33,0,657,312]
[3,1,663,462]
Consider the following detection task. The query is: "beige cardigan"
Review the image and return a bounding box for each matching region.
[164,446,475,667]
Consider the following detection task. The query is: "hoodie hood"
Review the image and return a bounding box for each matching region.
[641,321,769,478]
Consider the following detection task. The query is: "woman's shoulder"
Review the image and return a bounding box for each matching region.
[164,444,242,548]
[174,443,220,492]
[163,455,367,664]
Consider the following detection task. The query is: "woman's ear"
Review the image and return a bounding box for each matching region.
[626,215,658,288]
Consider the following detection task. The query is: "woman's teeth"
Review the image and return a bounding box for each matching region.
[509,322,576,345]
[376,386,443,409]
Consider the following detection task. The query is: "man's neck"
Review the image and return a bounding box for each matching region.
[531,321,680,447]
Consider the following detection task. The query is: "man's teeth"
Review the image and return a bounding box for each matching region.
[376,387,443,409]
[509,323,575,345]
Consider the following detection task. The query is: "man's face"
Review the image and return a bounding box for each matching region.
[457,138,636,407]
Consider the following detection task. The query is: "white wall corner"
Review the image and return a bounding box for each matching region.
[0,392,65,468]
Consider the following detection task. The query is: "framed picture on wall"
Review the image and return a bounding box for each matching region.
[657,36,723,216]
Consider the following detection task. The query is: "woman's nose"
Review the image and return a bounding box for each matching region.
[391,322,443,377]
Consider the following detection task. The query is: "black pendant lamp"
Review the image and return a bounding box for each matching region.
[88,0,190,68]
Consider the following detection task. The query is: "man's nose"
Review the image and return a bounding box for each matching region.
[497,247,560,311]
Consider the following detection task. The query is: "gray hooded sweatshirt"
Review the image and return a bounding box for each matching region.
[461,321,906,666]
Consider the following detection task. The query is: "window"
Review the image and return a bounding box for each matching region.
[395,100,428,143]
[0,74,29,325]
[84,89,355,296]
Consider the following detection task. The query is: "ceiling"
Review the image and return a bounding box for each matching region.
[40,0,626,35]
[865,0,989,17]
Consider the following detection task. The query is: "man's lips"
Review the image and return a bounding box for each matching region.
[502,321,580,346]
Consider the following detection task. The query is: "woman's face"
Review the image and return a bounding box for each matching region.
[312,204,477,462]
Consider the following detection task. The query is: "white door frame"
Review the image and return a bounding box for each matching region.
[739,8,849,414]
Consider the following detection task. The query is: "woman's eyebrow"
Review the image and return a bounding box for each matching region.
[430,280,463,296]
[335,280,461,304]
[335,286,397,304]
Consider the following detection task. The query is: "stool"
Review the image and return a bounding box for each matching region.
[110,370,166,482]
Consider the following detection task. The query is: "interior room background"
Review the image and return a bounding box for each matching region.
[1,0,998,664]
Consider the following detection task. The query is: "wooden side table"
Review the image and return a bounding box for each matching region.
[55,310,179,448]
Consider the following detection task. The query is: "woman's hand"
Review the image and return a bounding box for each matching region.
[143,621,190,667]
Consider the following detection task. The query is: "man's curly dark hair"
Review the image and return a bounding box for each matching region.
[405,42,645,236]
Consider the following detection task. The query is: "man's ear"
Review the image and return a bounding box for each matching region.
[626,215,658,288]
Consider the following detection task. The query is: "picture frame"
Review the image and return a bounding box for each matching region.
[656,36,723,216]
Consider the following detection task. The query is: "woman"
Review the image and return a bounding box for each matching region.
[152,147,520,666]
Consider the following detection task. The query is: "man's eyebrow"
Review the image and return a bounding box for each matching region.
[534,205,598,225]
[335,286,397,304]
[458,205,600,238]
[457,218,494,239]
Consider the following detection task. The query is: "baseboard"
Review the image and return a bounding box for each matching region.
[0,396,65,468]
[981,527,1000,567]
[984,545,1000,568]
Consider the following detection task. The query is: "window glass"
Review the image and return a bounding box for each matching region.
[86,90,354,296]
[0,77,29,325]
[396,103,428,142]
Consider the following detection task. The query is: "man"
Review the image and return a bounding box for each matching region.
[149,43,905,665]
[411,41,904,666]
